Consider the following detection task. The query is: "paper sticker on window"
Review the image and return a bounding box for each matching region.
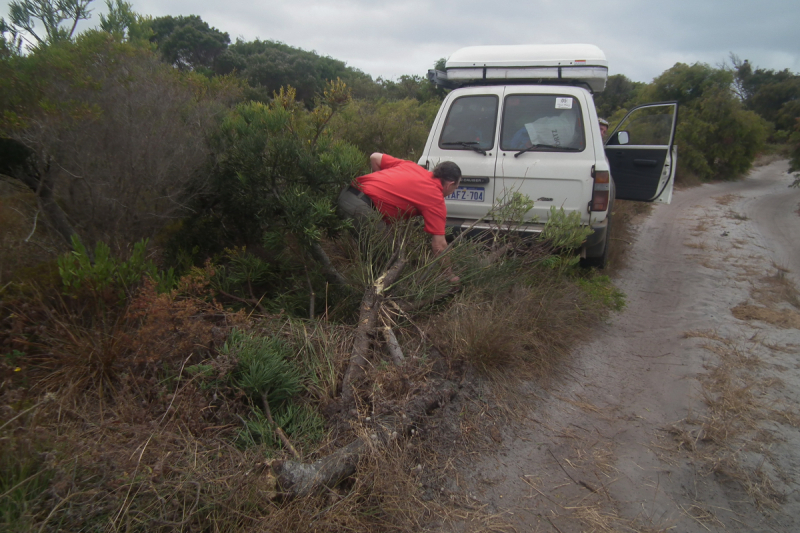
[555,97,573,109]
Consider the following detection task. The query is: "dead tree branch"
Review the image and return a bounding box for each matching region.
[339,247,407,413]
[272,379,457,498]
[381,326,405,366]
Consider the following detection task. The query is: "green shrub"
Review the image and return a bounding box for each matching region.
[57,235,176,299]
[221,329,324,453]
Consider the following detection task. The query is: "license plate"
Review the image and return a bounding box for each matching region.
[447,187,485,202]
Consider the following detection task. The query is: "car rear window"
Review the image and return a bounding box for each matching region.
[500,95,586,152]
[438,95,499,152]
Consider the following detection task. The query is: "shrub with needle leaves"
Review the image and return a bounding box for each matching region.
[222,329,324,453]
[224,329,302,406]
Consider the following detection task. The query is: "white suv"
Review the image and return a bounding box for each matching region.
[419,44,678,268]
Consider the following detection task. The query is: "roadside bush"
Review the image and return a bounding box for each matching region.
[329,97,440,160]
[637,62,768,181]
[0,30,242,252]
[187,84,362,250]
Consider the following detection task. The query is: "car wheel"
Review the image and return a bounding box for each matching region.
[580,213,611,269]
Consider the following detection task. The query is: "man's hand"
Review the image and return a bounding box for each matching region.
[431,235,460,283]
[431,234,447,256]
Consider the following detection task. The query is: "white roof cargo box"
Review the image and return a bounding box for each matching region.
[431,44,608,93]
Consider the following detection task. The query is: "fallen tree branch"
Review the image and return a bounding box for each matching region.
[272,379,457,498]
[216,289,268,316]
[381,326,405,365]
[339,248,407,413]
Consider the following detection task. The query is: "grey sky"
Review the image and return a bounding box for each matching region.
[7,0,800,83]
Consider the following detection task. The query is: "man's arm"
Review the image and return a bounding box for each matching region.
[431,234,447,256]
[431,234,460,283]
[369,153,383,172]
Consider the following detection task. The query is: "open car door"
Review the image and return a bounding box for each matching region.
[605,101,678,204]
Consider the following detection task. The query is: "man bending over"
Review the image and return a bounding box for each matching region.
[338,153,461,257]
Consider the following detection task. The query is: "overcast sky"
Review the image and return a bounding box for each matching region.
[6,0,800,83]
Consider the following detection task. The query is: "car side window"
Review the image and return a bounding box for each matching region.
[439,95,498,151]
[607,106,674,146]
[500,95,586,152]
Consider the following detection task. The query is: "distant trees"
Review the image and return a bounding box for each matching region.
[634,62,768,181]
[593,74,642,120]
[215,39,377,103]
[329,97,439,161]
[733,58,800,135]
[149,14,230,73]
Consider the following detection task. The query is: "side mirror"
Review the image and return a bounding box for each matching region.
[617,131,630,145]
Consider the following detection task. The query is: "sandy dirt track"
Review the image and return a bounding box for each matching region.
[457,159,800,532]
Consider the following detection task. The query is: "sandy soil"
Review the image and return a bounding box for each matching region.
[455,159,800,532]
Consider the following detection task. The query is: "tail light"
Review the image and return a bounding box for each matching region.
[590,167,610,212]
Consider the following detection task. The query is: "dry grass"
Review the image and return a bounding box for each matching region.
[520,475,671,533]
[675,170,704,188]
[684,240,708,250]
[1,236,626,531]
[750,267,800,310]
[725,210,749,221]
[430,271,598,382]
[753,153,784,167]
[673,331,789,511]
[714,193,743,206]
[731,304,800,329]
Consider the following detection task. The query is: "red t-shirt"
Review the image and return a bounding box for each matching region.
[354,155,447,235]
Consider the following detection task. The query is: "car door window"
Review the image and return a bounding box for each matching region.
[606,106,674,146]
[438,95,498,151]
[500,95,586,152]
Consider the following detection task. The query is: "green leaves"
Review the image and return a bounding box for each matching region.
[541,206,593,252]
[224,329,302,404]
[638,62,768,181]
[57,235,175,298]
[6,0,93,49]
[202,83,363,250]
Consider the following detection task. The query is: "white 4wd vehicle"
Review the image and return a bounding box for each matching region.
[419,44,678,268]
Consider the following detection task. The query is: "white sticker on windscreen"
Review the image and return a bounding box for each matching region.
[555,97,573,109]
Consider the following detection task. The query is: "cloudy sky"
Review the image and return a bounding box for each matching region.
[7,0,800,83]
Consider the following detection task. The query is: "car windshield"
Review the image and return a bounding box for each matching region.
[438,95,498,152]
[500,95,586,153]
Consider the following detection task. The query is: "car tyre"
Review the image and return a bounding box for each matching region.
[580,212,611,269]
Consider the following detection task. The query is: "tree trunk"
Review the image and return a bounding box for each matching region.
[339,253,407,413]
[272,379,457,499]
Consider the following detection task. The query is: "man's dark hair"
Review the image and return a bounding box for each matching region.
[432,161,461,183]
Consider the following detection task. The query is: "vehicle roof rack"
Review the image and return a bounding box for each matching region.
[429,44,608,93]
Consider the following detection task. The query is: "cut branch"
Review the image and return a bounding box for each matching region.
[381,326,405,366]
[309,242,352,289]
[339,250,407,412]
[272,379,456,498]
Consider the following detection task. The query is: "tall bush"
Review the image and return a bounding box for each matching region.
[638,62,767,181]
[0,31,243,251]
[182,82,363,257]
[329,98,440,160]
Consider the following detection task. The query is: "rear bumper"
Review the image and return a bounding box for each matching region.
[445,213,610,257]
